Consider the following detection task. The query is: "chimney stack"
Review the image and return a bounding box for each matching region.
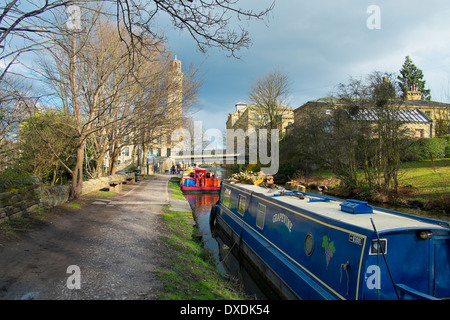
[406,84,422,100]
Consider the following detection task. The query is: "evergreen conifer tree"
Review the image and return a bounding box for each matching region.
[397,56,431,100]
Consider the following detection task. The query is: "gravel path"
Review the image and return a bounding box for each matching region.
[0,174,182,300]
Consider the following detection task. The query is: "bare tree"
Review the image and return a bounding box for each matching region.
[248,69,291,130]
[113,0,274,57]
[38,11,133,198]
[0,74,29,168]
[1,0,274,76]
[1,1,273,198]
[288,72,411,196]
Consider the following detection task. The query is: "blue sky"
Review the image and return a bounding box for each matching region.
[161,0,450,132]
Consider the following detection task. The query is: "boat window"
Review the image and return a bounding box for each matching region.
[304,233,314,256]
[370,239,387,255]
[256,204,266,230]
[238,195,246,216]
[223,188,231,208]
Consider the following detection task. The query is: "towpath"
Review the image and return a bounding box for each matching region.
[0,174,191,300]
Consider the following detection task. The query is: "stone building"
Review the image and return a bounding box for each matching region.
[290,87,449,138]
[402,88,450,136]
[226,102,294,135]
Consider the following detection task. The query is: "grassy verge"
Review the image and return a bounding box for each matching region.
[168,177,186,200]
[156,178,246,300]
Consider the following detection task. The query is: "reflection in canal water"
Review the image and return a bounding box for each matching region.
[184,193,224,274]
[185,192,269,299]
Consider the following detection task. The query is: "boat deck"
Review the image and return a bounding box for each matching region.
[228,183,450,233]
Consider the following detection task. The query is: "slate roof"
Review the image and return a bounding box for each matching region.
[347,108,432,123]
[306,96,450,109]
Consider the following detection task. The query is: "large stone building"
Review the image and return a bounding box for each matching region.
[226,102,294,135]
[290,87,449,138]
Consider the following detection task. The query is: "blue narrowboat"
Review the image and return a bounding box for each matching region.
[210,181,450,300]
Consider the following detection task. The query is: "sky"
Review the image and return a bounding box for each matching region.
[160,0,450,132]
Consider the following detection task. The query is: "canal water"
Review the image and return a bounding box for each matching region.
[184,193,224,274]
[185,192,269,299]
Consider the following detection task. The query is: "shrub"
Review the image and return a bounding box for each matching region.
[0,169,36,191]
[406,137,448,161]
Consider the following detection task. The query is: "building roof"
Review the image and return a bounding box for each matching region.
[402,99,450,108]
[302,96,450,109]
[348,107,432,123]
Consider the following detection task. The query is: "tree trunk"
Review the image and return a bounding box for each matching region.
[94,149,106,178]
[69,141,85,200]
[109,140,120,175]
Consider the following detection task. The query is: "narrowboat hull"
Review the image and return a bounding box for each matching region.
[181,186,220,193]
[210,181,450,300]
[180,167,220,194]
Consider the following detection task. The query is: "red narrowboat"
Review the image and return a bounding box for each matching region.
[180,167,220,193]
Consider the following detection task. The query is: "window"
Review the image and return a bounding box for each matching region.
[304,233,314,256]
[238,195,246,216]
[223,188,231,208]
[415,129,424,138]
[124,147,129,157]
[157,148,161,156]
[256,204,266,230]
[370,239,387,255]
[167,148,171,157]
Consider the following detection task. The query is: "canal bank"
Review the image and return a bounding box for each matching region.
[157,177,246,299]
[184,191,278,300]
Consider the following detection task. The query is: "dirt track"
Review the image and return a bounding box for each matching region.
[0,175,177,300]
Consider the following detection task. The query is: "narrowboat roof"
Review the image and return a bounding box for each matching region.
[224,182,450,233]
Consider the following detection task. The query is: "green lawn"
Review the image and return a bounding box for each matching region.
[399,159,450,200]
[314,159,449,201]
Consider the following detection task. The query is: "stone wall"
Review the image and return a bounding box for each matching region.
[0,183,41,222]
[80,173,135,195]
[39,184,71,210]
[0,173,135,224]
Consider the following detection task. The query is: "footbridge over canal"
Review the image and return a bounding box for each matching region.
[146,151,242,173]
